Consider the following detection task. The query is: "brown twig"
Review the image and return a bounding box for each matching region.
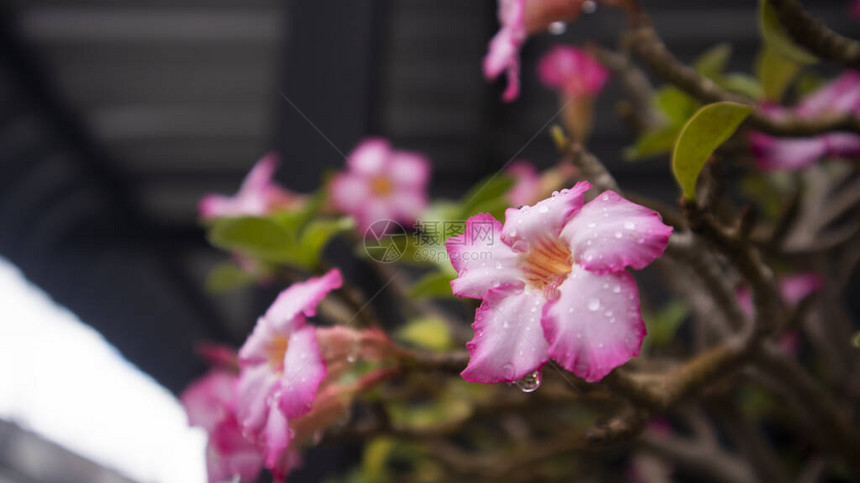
[768,0,860,70]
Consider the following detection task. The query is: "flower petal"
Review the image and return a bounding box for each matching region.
[236,363,278,437]
[447,213,524,299]
[388,152,431,188]
[278,326,326,419]
[542,266,645,382]
[796,71,860,117]
[750,132,828,171]
[563,190,672,274]
[239,153,279,196]
[207,415,263,483]
[238,317,277,364]
[461,288,550,383]
[264,269,343,331]
[261,402,291,469]
[331,173,370,210]
[538,45,609,97]
[180,370,236,433]
[779,272,823,305]
[501,181,591,250]
[348,138,390,176]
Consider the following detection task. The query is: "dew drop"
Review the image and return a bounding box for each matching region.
[548,20,567,35]
[539,205,549,213]
[587,222,597,228]
[551,191,559,197]
[582,0,597,13]
[516,371,542,393]
[612,285,621,293]
[503,363,515,379]
[587,298,600,311]
[624,221,636,230]
[496,262,503,269]
[601,193,610,201]
[614,231,623,238]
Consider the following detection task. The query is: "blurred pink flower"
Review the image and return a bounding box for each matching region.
[853,0,860,21]
[751,72,860,170]
[236,269,342,468]
[538,45,609,98]
[181,370,264,483]
[506,161,542,207]
[331,138,430,232]
[446,182,672,383]
[199,153,304,220]
[484,0,528,102]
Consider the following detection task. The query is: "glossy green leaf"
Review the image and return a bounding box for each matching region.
[397,316,453,352]
[409,271,455,300]
[296,217,354,269]
[756,46,801,101]
[719,73,765,100]
[694,43,732,80]
[208,217,296,261]
[672,102,753,201]
[759,0,817,65]
[656,87,700,126]
[205,262,257,293]
[459,174,515,218]
[626,125,680,160]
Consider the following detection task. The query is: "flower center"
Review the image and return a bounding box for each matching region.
[521,236,572,293]
[370,175,393,196]
[267,335,289,370]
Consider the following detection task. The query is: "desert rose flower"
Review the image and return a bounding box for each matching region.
[751,72,860,170]
[446,182,672,383]
[236,269,395,477]
[484,0,628,102]
[331,138,430,232]
[181,370,264,483]
[199,153,303,220]
[506,161,542,207]
[538,45,609,139]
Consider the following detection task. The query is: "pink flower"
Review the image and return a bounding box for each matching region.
[236,269,395,478]
[181,371,264,483]
[751,72,860,170]
[484,0,528,102]
[538,45,609,98]
[737,272,823,315]
[446,182,672,383]
[853,0,860,22]
[199,153,303,220]
[236,269,343,468]
[331,138,431,232]
[506,161,542,207]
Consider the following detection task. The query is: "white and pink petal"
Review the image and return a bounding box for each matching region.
[264,269,343,331]
[563,190,672,274]
[278,326,326,419]
[542,266,645,382]
[461,288,550,383]
[447,213,524,299]
[501,181,591,250]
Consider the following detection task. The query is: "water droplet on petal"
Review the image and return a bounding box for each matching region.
[516,371,542,393]
[539,205,549,213]
[548,20,567,35]
[587,222,596,228]
[601,193,610,201]
[582,0,597,13]
[503,363,515,379]
[587,298,600,311]
[612,285,621,293]
[614,231,623,238]
[624,221,636,230]
[496,262,503,269]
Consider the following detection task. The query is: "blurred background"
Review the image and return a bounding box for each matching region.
[0,0,854,481]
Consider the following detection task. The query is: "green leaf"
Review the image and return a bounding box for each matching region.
[759,0,817,65]
[396,316,453,352]
[756,46,801,101]
[459,174,515,218]
[208,217,297,261]
[655,87,700,126]
[205,262,257,293]
[296,217,354,269]
[852,331,860,348]
[694,43,732,80]
[673,102,753,201]
[719,73,765,100]
[409,271,455,300]
[643,301,688,348]
[626,125,680,160]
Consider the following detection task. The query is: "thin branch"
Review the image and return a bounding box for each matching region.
[768,0,860,70]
